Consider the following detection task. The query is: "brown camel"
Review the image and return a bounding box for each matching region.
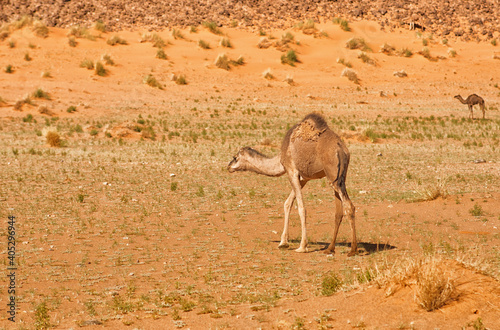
[454,94,486,119]
[228,113,357,255]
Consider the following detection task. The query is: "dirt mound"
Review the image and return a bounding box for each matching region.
[1,0,499,41]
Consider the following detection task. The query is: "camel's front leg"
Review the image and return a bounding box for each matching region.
[279,189,296,249]
[289,174,308,253]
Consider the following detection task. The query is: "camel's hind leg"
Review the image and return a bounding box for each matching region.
[469,105,474,119]
[324,191,343,255]
[481,103,486,119]
[327,184,356,256]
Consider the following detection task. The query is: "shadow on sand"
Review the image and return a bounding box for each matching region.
[271,240,396,255]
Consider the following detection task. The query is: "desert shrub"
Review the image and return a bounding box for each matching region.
[94,61,107,76]
[215,54,230,70]
[198,40,210,49]
[22,114,34,123]
[262,68,274,80]
[41,71,51,78]
[415,261,455,311]
[94,20,107,32]
[281,50,298,66]
[102,54,114,65]
[5,64,13,73]
[33,88,50,100]
[321,272,343,296]
[80,59,94,69]
[156,48,167,59]
[380,43,395,55]
[358,52,375,65]
[175,75,187,85]
[107,35,127,46]
[141,33,166,48]
[68,36,77,47]
[172,29,184,40]
[448,48,457,58]
[202,21,222,35]
[469,203,483,216]
[295,19,317,35]
[24,52,32,61]
[46,131,61,147]
[8,39,16,48]
[281,32,294,43]
[32,20,49,38]
[400,48,413,57]
[220,37,232,48]
[337,58,352,68]
[66,106,77,113]
[333,18,351,31]
[230,55,244,66]
[34,301,51,329]
[143,74,163,89]
[491,39,497,46]
[341,68,359,84]
[67,25,96,40]
[346,37,371,51]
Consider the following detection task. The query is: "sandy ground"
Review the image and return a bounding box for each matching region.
[0,20,499,329]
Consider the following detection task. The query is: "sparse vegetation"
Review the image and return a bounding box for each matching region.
[341,68,359,84]
[68,36,77,47]
[33,88,50,100]
[333,17,351,31]
[215,54,230,70]
[198,40,210,49]
[175,74,187,85]
[107,35,128,46]
[102,54,115,65]
[220,37,232,48]
[321,272,343,296]
[156,48,167,59]
[281,49,298,66]
[46,130,61,147]
[202,21,222,35]
[5,64,13,73]
[80,59,94,69]
[68,25,96,40]
[346,37,371,51]
[143,74,163,89]
[94,61,108,76]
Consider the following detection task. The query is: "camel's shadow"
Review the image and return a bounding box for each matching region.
[271,239,396,255]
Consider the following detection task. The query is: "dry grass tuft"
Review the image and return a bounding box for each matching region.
[45,130,62,147]
[375,256,455,311]
[341,68,359,84]
[346,37,371,51]
[262,68,274,80]
[415,261,455,311]
[215,54,230,70]
[107,35,128,46]
[380,43,395,55]
[143,74,163,89]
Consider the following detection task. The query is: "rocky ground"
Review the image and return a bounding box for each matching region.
[1,0,499,41]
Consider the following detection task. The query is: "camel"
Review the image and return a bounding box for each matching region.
[228,113,357,256]
[454,94,486,119]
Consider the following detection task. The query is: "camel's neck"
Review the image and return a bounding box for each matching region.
[456,96,467,104]
[243,154,285,177]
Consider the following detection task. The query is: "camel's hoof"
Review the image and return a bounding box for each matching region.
[323,249,335,255]
[278,243,289,249]
[294,247,308,253]
[347,250,357,257]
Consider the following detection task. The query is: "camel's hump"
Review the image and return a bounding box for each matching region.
[291,113,329,142]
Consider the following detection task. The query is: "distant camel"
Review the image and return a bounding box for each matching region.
[228,113,357,256]
[454,94,486,119]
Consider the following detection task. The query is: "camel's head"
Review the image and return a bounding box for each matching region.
[227,147,251,173]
